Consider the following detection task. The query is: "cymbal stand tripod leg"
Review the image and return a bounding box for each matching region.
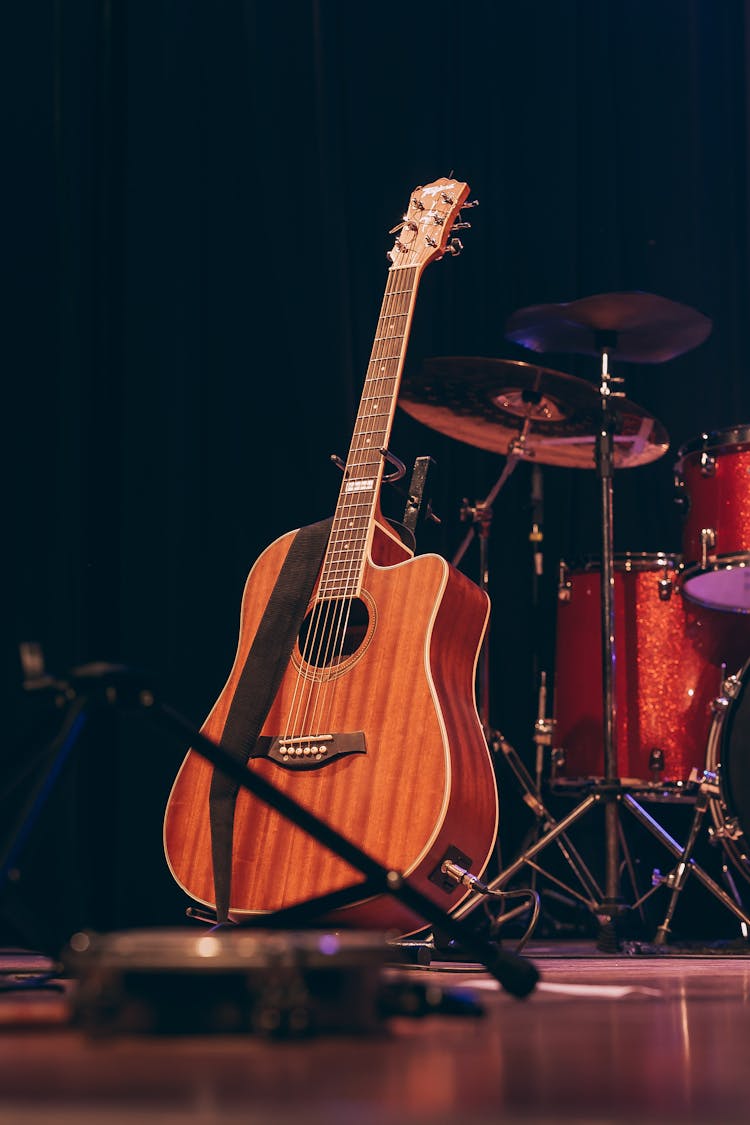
[719,863,750,940]
[491,729,604,910]
[452,789,603,924]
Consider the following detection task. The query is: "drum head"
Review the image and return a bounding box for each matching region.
[682,564,750,614]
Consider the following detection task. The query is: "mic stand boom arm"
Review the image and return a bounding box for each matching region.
[22,663,540,1000]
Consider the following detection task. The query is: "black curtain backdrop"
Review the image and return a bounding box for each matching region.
[5,0,750,947]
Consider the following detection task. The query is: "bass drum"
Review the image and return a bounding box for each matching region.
[705,658,750,884]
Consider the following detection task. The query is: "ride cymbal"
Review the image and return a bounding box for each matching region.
[398,356,670,469]
[505,291,712,364]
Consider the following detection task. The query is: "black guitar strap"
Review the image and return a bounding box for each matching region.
[208,516,334,925]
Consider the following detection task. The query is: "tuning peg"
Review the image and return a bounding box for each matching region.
[445,238,464,257]
[462,198,480,209]
[452,221,472,231]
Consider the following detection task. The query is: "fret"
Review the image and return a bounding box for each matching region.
[359,387,399,399]
[371,333,408,346]
[329,523,371,538]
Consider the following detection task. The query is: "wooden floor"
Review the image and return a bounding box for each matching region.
[2,930,750,1124]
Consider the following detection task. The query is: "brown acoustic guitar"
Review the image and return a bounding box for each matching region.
[162,177,499,936]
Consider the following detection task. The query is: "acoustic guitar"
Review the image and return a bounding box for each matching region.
[163,177,499,935]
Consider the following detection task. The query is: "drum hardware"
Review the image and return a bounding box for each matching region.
[486,724,606,920]
[700,450,717,476]
[717,864,750,941]
[620,769,750,946]
[657,563,674,600]
[551,745,566,771]
[557,560,572,602]
[673,473,689,513]
[398,297,719,947]
[451,435,528,737]
[501,291,711,946]
[648,749,665,780]
[700,528,717,570]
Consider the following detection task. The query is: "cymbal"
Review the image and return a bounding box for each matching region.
[505,291,712,364]
[398,356,670,469]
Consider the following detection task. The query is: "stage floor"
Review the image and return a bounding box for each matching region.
[2,935,750,1124]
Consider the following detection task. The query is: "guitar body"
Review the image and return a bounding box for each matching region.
[163,518,498,935]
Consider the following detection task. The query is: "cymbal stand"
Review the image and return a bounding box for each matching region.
[594,337,625,935]
[451,345,631,948]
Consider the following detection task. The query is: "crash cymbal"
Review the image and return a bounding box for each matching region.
[505,291,712,364]
[398,356,670,469]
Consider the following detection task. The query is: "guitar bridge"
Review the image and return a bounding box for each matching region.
[255,732,366,770]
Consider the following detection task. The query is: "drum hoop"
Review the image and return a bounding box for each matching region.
[675,424,750,467]
[681,554,750,575]
[706,659,750,880]
[570,551,680,573]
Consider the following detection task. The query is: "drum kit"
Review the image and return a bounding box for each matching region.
[399,290,750,947]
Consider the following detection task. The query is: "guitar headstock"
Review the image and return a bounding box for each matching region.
[387,177,474,271]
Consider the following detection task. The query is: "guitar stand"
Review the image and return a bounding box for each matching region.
[3,662,539,999]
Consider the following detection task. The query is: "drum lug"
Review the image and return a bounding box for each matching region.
[713,816,743,842]
[651,867,678,889]
[700,527,717,569]
[672,473,689,514]
[534,716,555,746]
[657,576,673,601]
[722,673,741,700]
[551,745,566,773]
[648,747,665,778]
[557,560,571,602]
[687,766,720,797]
[699,450,716,476]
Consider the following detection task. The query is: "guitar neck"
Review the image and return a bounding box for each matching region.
[318,266,421,600]
[317,177,472,601]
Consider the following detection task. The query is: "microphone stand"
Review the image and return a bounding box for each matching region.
[2,662,539,999]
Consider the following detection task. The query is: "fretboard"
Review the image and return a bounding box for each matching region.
[317,265,420,599]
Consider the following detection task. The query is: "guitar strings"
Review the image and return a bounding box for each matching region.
[275,273,403,744]
[290,262,416,738]
[288,269,404,736]
[279,185,463,744]
[283,265,415,744]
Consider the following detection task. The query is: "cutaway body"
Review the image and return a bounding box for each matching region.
[163,519,498,935]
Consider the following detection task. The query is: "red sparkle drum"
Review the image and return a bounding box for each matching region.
[552,552,750,788]
[675,426,750,612]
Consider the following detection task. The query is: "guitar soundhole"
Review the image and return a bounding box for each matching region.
[298,598,370,668]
